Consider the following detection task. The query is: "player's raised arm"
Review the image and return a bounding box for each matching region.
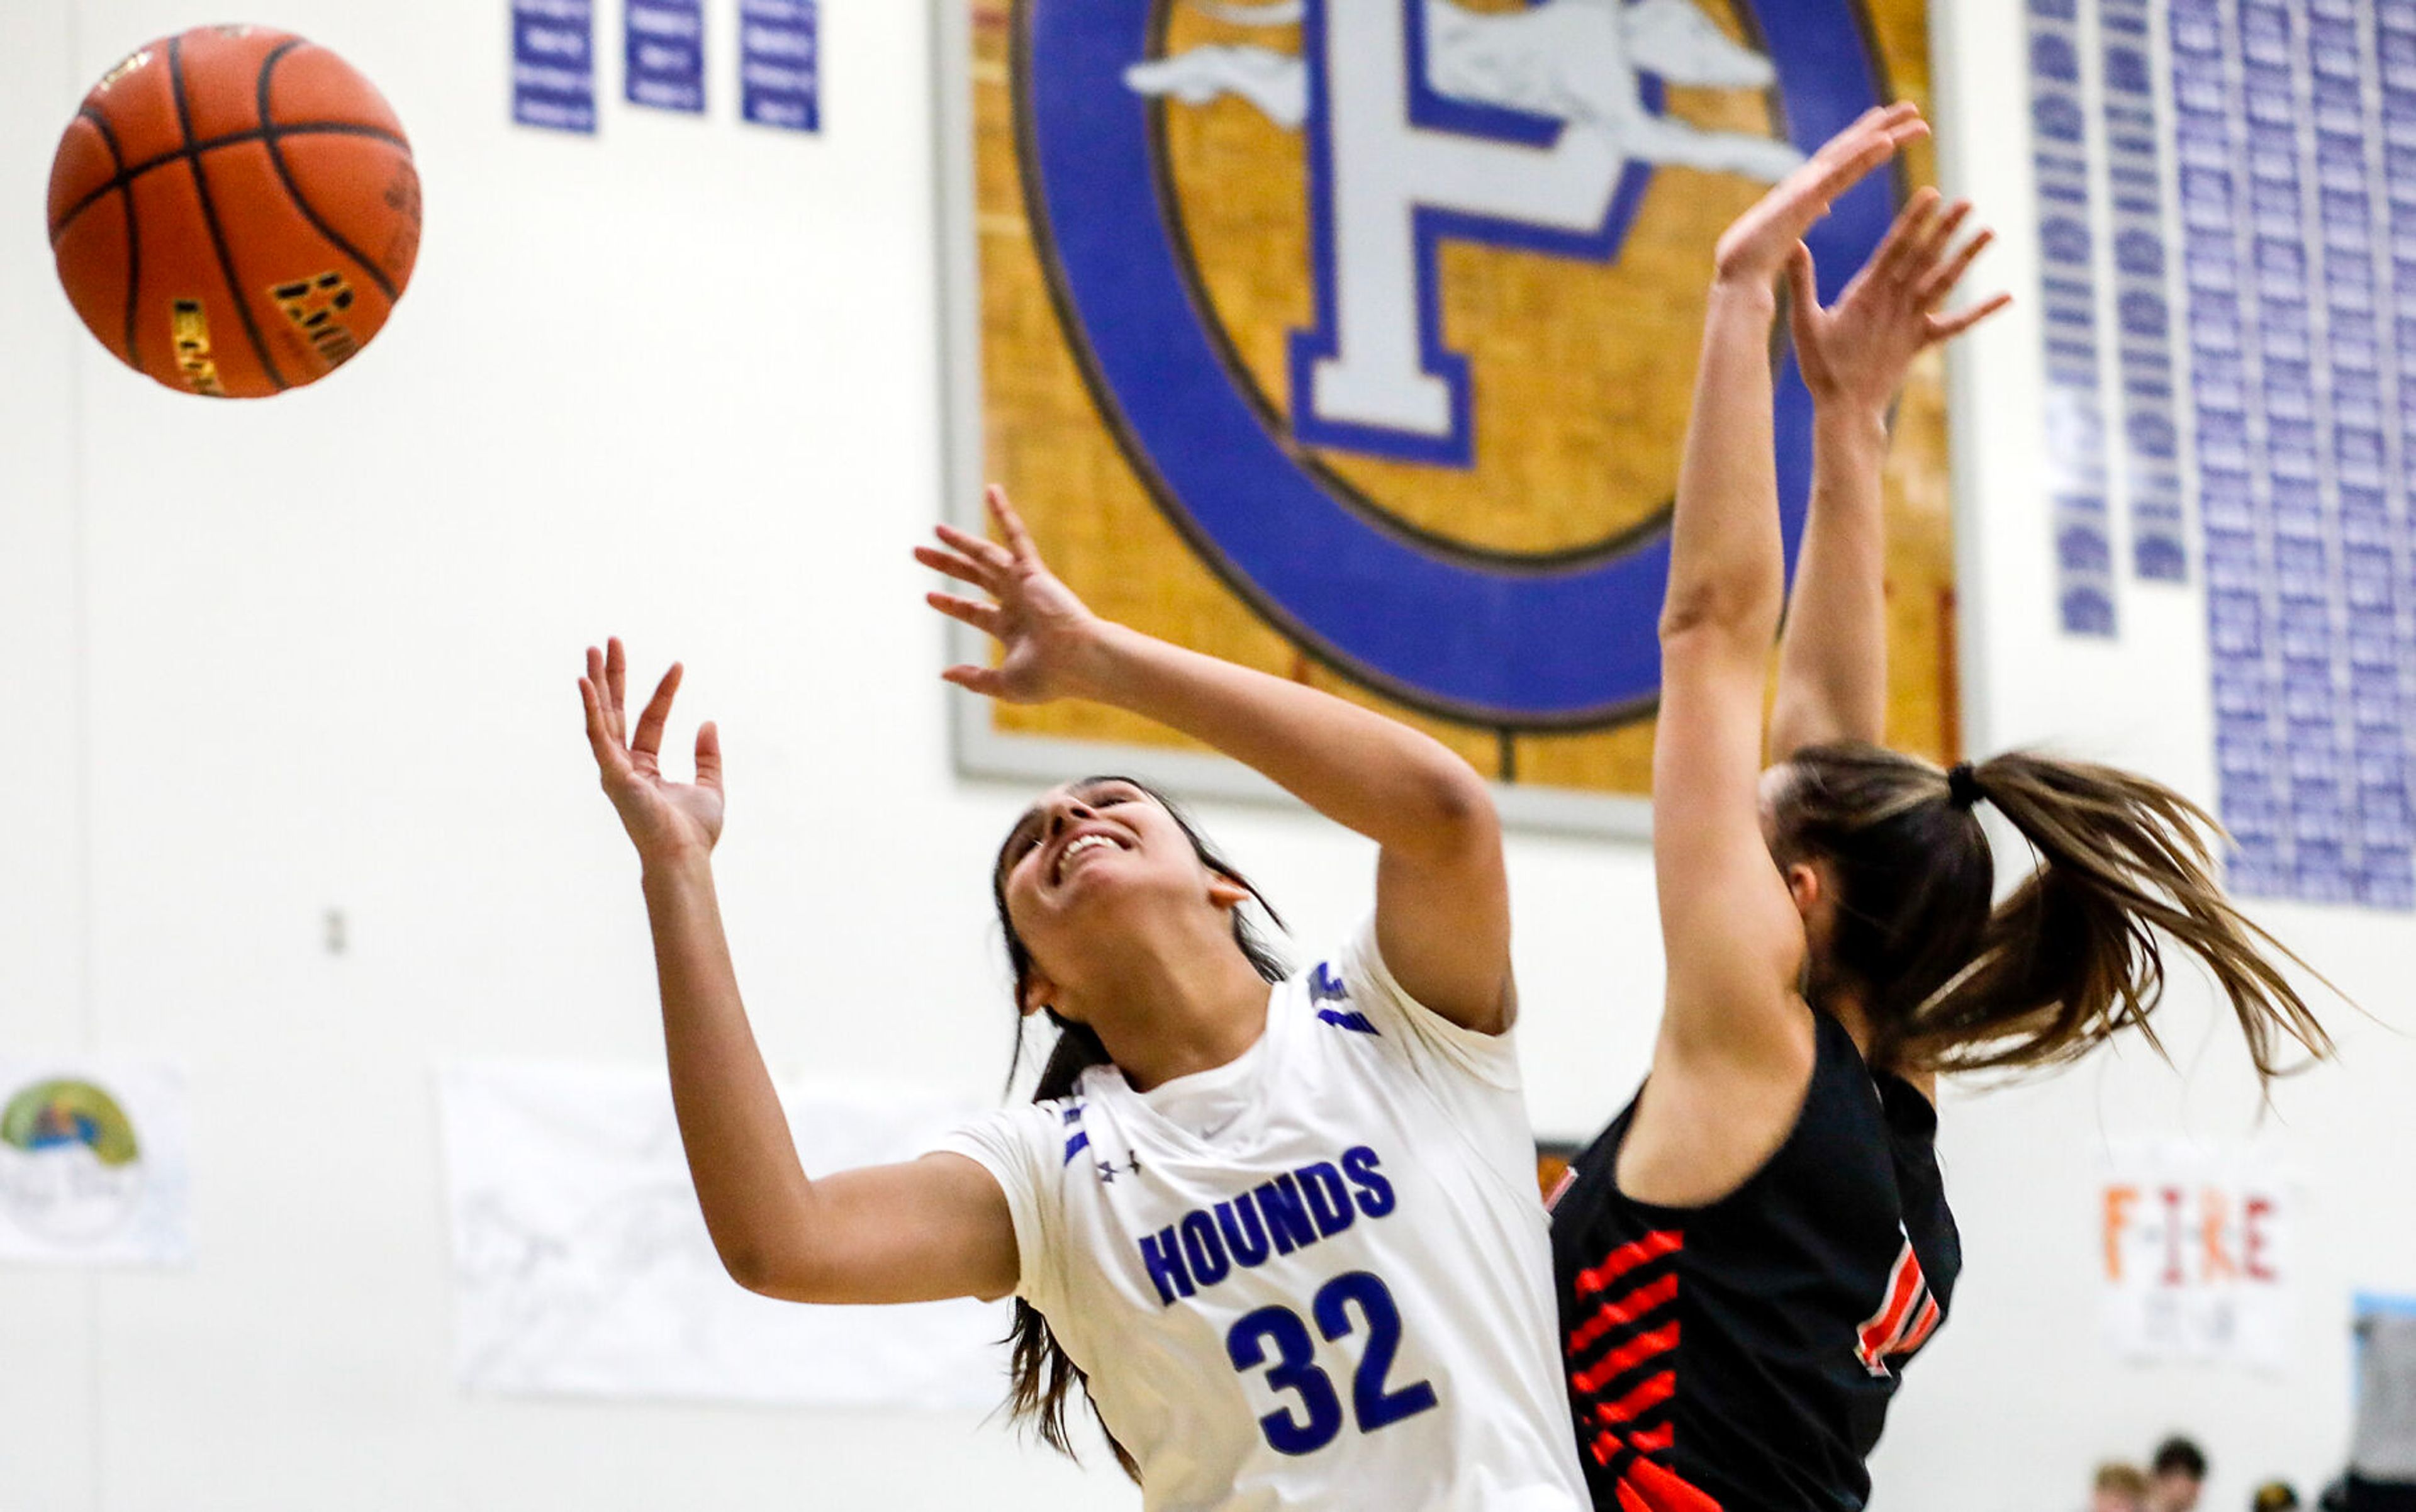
[1767,189,2010,761]
[918,486,1511,1033]
[1648,106,1928,1073]
[578,639,1018,1304]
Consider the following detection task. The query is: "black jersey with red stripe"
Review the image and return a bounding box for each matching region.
[1548,1009,1960,1511]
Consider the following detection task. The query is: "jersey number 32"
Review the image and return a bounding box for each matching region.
[1226,1270,1440,1455]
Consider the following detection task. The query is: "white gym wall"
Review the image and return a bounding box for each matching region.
[0,1,2408,1508]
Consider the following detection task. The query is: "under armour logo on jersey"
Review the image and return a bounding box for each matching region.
[1854,1236,1944,1378]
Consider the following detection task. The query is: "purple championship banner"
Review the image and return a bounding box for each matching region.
[741,0,819,132]
[513,0,596,133]
[2172,0,2415,908]
[2101,0,2187,581]
[626,0,705,114]
[2028,0,2119,636]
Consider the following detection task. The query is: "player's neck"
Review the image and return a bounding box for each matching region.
[1063,929,1272,1093]
[1821,991,1877,1062]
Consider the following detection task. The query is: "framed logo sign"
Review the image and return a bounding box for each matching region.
[937,0,1960,831]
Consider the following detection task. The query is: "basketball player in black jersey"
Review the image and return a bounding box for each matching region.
[1548,104,2334,1512]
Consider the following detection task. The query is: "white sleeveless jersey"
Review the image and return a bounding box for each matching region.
[936,921,1589,1512]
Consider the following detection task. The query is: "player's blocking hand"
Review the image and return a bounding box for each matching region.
[914,484,1107,705]
[579,637,725,863]
[1786,187,2013,415]
[1712,102,1928,288]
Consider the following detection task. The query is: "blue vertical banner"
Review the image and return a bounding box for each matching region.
[741,0,820,132]
[2313,0,2410,906]
[2101,0,2188,580]
[513,0,596,133]
[2169,0,2415,909]
[627,0,705,114]
[2174,0,2282,891]
[2242,0,2346,901]
[2028,0,2118,635]
[2371,0,2416,906]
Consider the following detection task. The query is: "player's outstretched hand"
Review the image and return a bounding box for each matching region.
[915,484,1105,704]
[1713,102,1928,287]
[579,638,724,863]
[1787,187,2012,413]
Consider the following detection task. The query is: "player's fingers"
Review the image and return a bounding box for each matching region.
[941,664,1009,698]
[1784,242,1821,340]
[578,677,627,771]
[914,544,996,592]
[630,662,683,758]
[1804,130,1906,217]
[1916,228,1996,307]
[1926,291,2014,342]
[988,484,1042,566]
[693,721,723,793]
[1910,201,1975,281]
[1869,187,1940,286]
[588,644,627,742]
[1823,102,1920,161]
[927,591,1006,636]
[605,637,629,726]
[934,522,1014,576]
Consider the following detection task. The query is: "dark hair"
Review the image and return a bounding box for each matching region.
[988,775,1287,1482]
[1768,743,2332,1080]
[2152,1436,2209,1481]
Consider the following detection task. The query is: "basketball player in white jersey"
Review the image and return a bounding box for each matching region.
[576,483,1588,1509]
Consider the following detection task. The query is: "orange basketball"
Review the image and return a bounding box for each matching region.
[47,25,421,400]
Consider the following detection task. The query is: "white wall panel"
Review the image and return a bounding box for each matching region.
[2,0,2411,1508]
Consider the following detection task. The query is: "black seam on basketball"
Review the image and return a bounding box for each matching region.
[171,35,288,393]
[69,106,143,369]
[50,108,124,244]
[255,41,401,303]
[47,123,412,245]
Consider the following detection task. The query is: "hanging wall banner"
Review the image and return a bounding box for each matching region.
[2022,0,2414,907]
[2027,0,2118,635]
[0,1060,191,1268]
[2100,1139,2295,1372]
[626,0,706,114]
[941,0,1960,832]
[435,1063,1003,1408]
[513,0,598,133]
[741,0,820,132]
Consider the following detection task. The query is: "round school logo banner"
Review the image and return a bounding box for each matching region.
[0,1077,145,1243]
[959,0,1958,799]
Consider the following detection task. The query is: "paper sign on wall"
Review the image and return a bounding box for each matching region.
[0,1060,190,1268]
[436,1063,1002,1408]
[2100,1140,2293,1371]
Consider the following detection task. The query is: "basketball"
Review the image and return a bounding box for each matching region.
[46,25,420,399]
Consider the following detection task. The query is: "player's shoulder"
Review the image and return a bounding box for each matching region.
[949,1090,1093,1166]
[1289,948,1388,1039]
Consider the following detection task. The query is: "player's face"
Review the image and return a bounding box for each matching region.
[996,779,1220,977]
